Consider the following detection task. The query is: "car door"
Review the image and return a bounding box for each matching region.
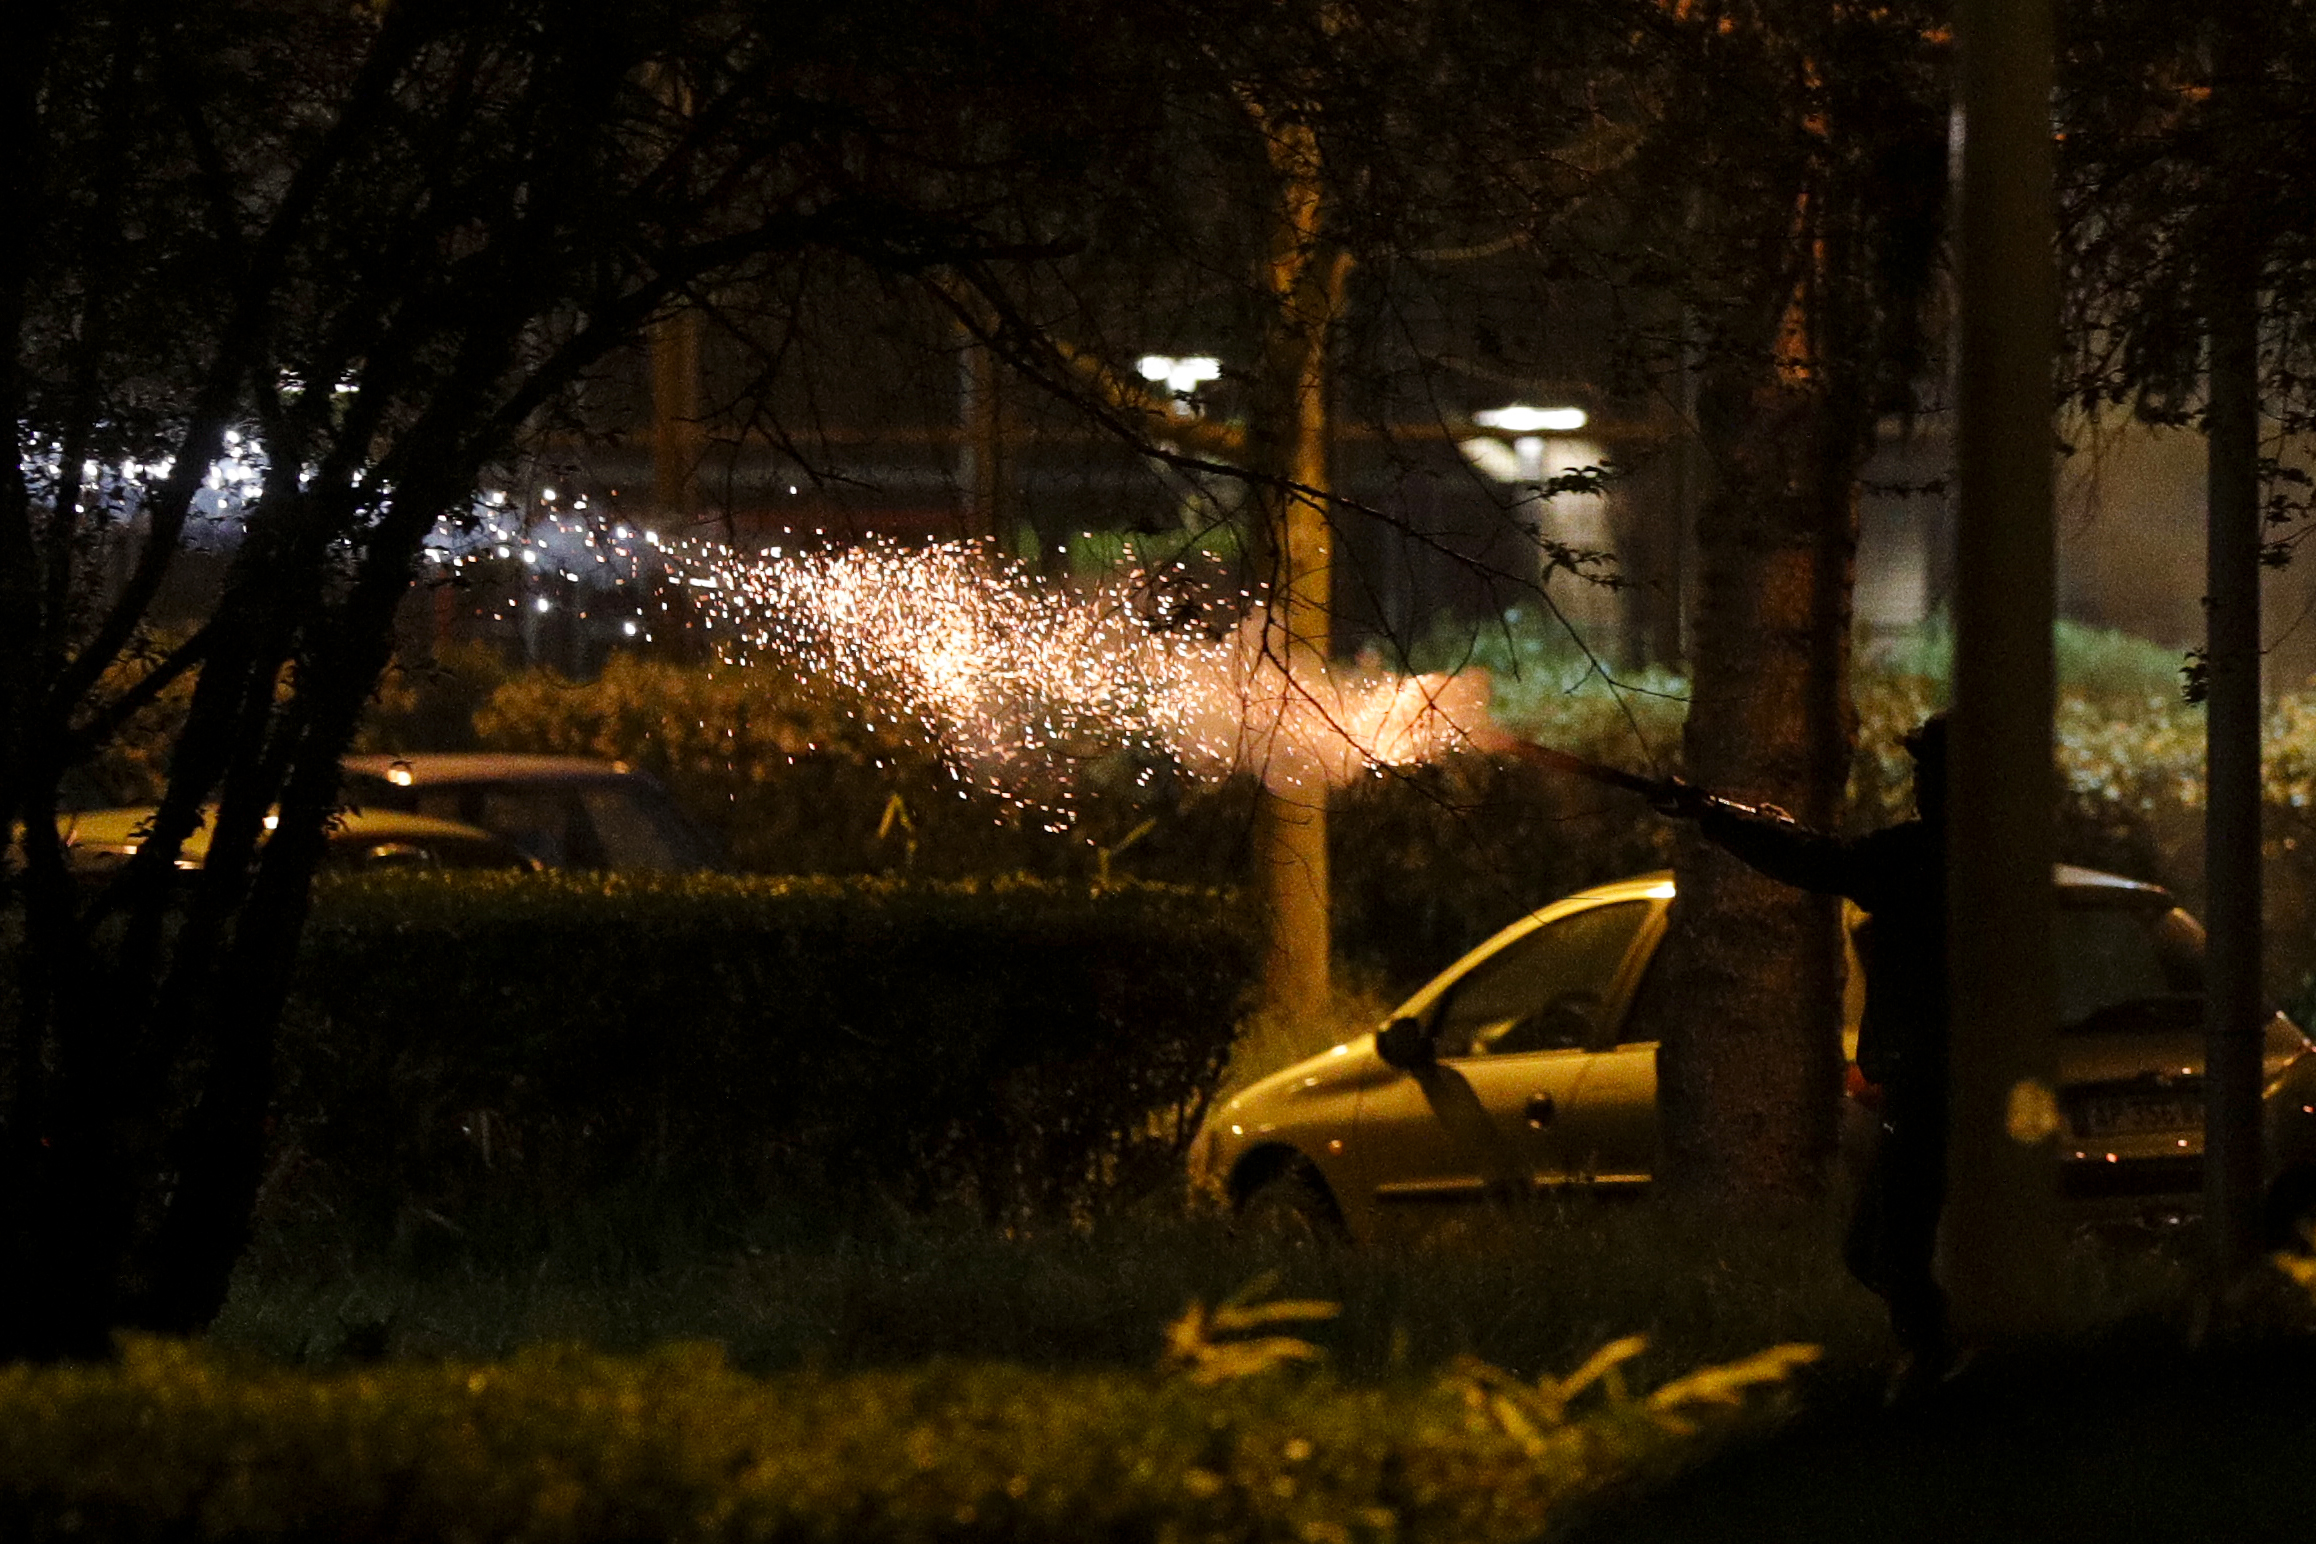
[1348,898,1653,1231]
[1554,898,1866,1191]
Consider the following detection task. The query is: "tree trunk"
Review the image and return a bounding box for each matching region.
[1247,105,1344,1024]
[1649,346,1862,1205]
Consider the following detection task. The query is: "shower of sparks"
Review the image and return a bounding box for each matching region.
[659,533,1497,827]
[29,426,1500,825]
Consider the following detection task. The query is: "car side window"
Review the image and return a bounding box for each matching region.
[1434,902,1650,1058]
[577,784,697,871]
[417,785,603,868]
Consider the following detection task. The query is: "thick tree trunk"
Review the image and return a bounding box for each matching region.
[1649,355,1862,1204]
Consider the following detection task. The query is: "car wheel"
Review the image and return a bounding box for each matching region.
[1235,1156,1347,1248]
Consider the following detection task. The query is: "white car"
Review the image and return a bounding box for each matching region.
[1194,867,2316,1243]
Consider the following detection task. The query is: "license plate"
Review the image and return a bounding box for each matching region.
[2073,1093,2201,1139]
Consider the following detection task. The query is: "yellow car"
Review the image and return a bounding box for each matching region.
[1193,867,2316,1244]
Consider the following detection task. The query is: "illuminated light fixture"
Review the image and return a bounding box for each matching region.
[1135,353,1223,404]
[387,766,415,786]
[534,597,552,613]
[1473,404,1587,433]
[262,813,280,831]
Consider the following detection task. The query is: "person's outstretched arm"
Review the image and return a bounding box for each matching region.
[1658,781,1867,899]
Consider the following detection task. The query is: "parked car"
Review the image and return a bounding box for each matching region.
[62,805,541,874]
[341,754,721,872]
[1193,866,2316,1244]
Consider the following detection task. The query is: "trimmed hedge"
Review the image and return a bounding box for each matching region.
[277,872,1255,1237]
[0,1331,1811,1543]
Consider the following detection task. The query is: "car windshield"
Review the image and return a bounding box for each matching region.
[2056,900,2204,1032]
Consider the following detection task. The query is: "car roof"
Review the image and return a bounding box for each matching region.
[2053,863,2171,898]
[342,752,640,783]
[1573,864,2172,904]
[1388,859,2178,1027]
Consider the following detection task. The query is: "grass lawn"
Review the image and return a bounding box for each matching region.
[215,1196,1905,1383]
[185,1197,2314,1542]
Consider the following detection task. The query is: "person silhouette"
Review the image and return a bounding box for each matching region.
[1658,716,1951,1386]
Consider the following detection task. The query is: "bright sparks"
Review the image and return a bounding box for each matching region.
[663,534,1494,827]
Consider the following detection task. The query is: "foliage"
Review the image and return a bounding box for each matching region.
[276,871,1256,1237]
[460,651,1253,880]
[408,647,1671,997]
[1448,608,2316,1003]
[2060,0,2316,501]
[0,1313,1812,1544]
[216,1189,1909,1381]
[7,0,1220,1351]
[1395,607,1690,769]
[1866,614,2190,705]
[387,609,2316,1007]
[1162,1272,1340,1385]
[357,640,520,757]
[1330,755,1676,996]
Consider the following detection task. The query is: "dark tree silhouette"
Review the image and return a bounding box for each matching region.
[0,0,1168,1356]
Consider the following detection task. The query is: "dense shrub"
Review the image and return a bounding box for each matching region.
[457,652,1254,882]
[1330,755,1675,995]
[276,872,1255,1242]
[1851,630,2316,1003]
[423,649,1674,997]
[0,1326,1811,1544]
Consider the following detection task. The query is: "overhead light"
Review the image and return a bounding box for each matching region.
[1473,404,1587,433]
[1136,354,1223,395]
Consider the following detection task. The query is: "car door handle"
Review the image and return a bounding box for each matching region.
[1524,1093,1556,1128]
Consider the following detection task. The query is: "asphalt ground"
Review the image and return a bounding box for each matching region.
[1565,1332,2316,1544]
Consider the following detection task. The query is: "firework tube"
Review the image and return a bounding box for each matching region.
[1497,739,1672,800]
[1493,738,1800,826]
